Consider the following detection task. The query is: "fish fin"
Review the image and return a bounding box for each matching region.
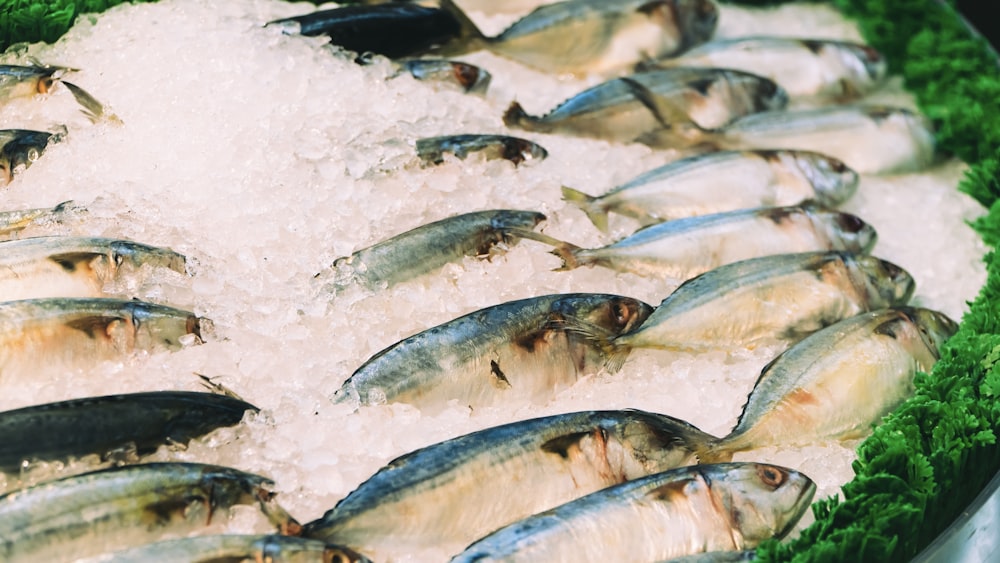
[48,252,98,273]
[502,101,538,130]
[540,431,591,459]
[697,444,735,464]
[196,373,249,402]
[561,186,609,233]
[556,313,630,372]
[435,0,488,54]
[489,360,512,389]
[620,76,709,148]
[549,241,583,271]
[61,81,122,125]
[65,315,126,339]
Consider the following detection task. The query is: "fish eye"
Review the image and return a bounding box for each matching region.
[613,300,631,327]
[836,213,866,233]
[451,63,479,90]
[758,465,787,489]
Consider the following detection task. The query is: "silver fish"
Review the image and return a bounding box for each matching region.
[0,63,118,123]
[503,68,787,143]
[317,209,545,292]
[584,252,914,368]
[416,134,547,166]
[0,462,300,562]
[332,293,653,412]
[0,298,202,378]
[0,236,187,301]
[0,201,82,240]
[0,391,256,474]
[547,203,877,280]
[638,36,887,100]
[438,0,719,75]
[703,307,958,461]
[631,90,935,174]
[398,59,491,93]
[0,129,60,185]
[302,410,715,560]
[451,462,816,563]
[81,535,370,563]
[562,149,858,232]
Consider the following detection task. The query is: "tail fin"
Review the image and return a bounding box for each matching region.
[503,101,542,131]
[502,226,585,271]
[561,186,609,233]
[62,81,122,125]
[435,0,489,55]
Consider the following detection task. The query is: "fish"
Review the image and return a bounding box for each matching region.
[0,200,82,239]
[450,462,816,562]
[562,149,858,232]
[267,4,461,59]
[332,293,653,412]
[436,0,719,75]
[0,462,300,562]
[416,134,548,166]
[628,83,935,174]
[0,236,187,301]
[0,297,203,377]
[316,209,545,292]
[79,535,371,563]
[637,37,887,100]
[543,202,877,280]
[397,58,491,93]
[503,68,787,143]
[702,307,958,461]
[0,63,118,123]
[0,391,257,474]
[574,251,915,369]
[0,129,61,185]
[302,409,716,560]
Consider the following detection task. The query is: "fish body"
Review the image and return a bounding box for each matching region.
[332,293,652,411]
[707,307,958,459]
[399,59,491,93]
[504,68,786,143]
[269,4,461,59]
[552,203,877,280]
[562,149,857,231]
[0,298,202,377]
[451,462,815,563]
[0,129,58,185]
[303,410,715,560]
[609,251,914,357]
[440,0,719,75]
[0,391,256,474]
[416,134,547,166]
[639,37,887,99]
[640,102,935,174]
[80,535,370,563]
[0,236,186,301]
[318,209,545,291]
[0,462,299,562]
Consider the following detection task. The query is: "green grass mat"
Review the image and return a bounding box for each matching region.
[3,0,1000,561]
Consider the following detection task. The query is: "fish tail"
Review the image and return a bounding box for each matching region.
[502,101,542,131]
[561,186,609,233]
[550,241,583,271]
[438,0,488,52]
[61,80,122,125]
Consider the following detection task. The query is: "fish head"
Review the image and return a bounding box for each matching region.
[789,151,859,207]
[672,0,719,51]
[837,42,888,95]
[451,62,491,93]
[0,129,53,181]
[201,465,302,535]
[323,545,374,563]
[813,207,877,254]
[555,295,654,339]
[753,76,789,112]
[848,255,915,308]
[706,462,816,545]
[905,307,959,361]
[128,301,204,349]
[499,137,548,166]
[110,240,188,274]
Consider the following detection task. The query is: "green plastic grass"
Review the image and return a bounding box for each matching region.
[3,0,1000,561]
